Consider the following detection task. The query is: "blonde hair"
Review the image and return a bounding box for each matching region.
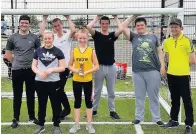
[41,31,54,47]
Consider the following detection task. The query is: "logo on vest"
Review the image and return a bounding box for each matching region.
[76,58,88,62]
[41,52,55,61]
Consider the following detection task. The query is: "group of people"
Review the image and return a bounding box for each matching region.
[4,13,195,134]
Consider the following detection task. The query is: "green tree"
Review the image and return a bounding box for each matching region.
[30,15,39,30]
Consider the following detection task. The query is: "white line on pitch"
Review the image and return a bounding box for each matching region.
[102,85,107,94]
[1,122,166,125]
[134,124,144,134]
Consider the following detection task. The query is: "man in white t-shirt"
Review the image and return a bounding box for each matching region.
[40,15,76,119]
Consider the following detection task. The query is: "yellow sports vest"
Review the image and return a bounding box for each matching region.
[73,46,93,82]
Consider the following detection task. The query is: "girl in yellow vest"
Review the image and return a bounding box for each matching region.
[68,27,99,134]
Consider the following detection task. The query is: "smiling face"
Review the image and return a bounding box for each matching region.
[100,16,110,32]
[43,32,54,48]
[52,19,63,34]
[77,29,89,47]
[100,19,110,32]
[77,32,88,47]
[170,24,182,37]
[19,20,30,32]
[135,21,147,34]
[134,18,148,35]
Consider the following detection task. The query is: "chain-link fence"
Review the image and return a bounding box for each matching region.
[1,14,170,77]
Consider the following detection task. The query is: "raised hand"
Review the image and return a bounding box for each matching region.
[97,15,102,20]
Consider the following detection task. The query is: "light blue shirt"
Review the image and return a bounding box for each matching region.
[1,21,7,34]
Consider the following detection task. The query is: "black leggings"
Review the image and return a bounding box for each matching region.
[73,81,93,109]
[35,81,61,126]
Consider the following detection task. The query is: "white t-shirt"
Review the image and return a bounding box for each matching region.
[53,32,72,68]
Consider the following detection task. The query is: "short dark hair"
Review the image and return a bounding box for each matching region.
[100,16,110,24]
[52,18,63,24]
[135,17,147,26]
[19,15,30,23]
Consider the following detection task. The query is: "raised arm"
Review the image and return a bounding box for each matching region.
[122,15,138,40]
[64,15,76,38]
[39,15,48,36]
[113,15,123,37]
[86,15,101,36]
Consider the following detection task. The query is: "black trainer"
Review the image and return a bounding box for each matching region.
[60,108,71,120]
[156,121,165,127]
[185,126,192,134]
[132,119,140,125]
[165,120,179,128]
[11,119,19,128]
[110,112,120,120]
[29,118,39,125]
[93,111,97,116]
